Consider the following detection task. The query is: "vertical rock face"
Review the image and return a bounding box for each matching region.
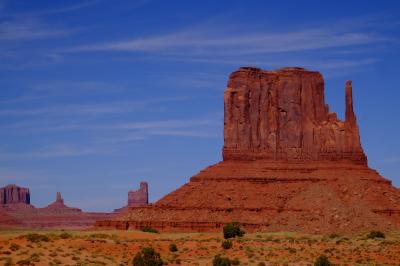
[0,184,30,205]
[128,182,148,207]
[223,67,366,164]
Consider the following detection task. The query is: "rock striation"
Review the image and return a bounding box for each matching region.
[97,67,400,233]
[0,184,30,205]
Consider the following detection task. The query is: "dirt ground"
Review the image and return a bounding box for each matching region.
[0,229,399,265]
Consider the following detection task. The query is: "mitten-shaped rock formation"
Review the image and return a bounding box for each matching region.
[0,184,30,205]
[223,67,366,163]
[97,67,400,234]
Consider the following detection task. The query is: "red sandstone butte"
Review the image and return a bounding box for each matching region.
[0,184,30,205]
[97,67,398,233]
[115,182,149,212]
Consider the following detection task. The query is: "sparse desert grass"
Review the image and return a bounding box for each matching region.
[0,229,398,265]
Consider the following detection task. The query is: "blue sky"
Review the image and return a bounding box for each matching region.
[0,0,399,212]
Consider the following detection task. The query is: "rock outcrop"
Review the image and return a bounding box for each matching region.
[114,182,149,212]
[42,192,82,212]
[0,184,30,205]
[128,182,148,207]
[223,67,366,163]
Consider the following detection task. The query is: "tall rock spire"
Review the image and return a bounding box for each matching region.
[56,192,64,204]
[345,80,356,127]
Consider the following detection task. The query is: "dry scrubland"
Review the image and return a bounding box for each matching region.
[0,229,399,265]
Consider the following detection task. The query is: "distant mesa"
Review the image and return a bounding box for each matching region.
[0,184,31,205]
[0,186,114,229]
[115,181,149,212]
[128,182,149,207]
[97,67,400,234]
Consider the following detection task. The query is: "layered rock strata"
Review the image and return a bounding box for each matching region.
[96,67,400,233]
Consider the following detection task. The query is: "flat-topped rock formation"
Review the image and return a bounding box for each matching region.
[97,67,400,234]
[223,67,366,164]
[115,182,149,212]
[0,184,30,205]
[128,182,148,207]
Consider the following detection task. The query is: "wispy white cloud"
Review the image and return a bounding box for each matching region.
[0,144,113,161]
[0,97,187,117]
[67,25,386,56]
[0,18,75,41]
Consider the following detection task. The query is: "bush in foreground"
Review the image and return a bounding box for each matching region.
[366,230,385,239]
[132,247,163,266]
[25,233,50,243]
[221,239,233,249]
[213,255,232,266]
[223,222,244,239]
[141,227,159,234]
[169,243,178,252]
[314,255,331,266]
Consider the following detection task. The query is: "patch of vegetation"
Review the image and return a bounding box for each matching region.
[223,222,245,239]
[59,232,72,239]
[314,255,331,266]
[89,233,110,239]
[328,233,340,239]
[221,239,233,249]
[16,259,32,265]
[25,233,50,243]
[132,247,163,266]
[366,230,385,239]
[141,227,159,234]
[9,243,20,251]
[169,243,178,252]
[231,258,240,265]
[213,255,233,266]
[3,258,13,266]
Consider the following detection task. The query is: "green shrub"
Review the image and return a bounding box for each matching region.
[366,230,385,239]
[59,232,72,239]
[25,233,50,243]
[213,255,231,266]
[4,258,13,266]
[9,243,20,251]
[221,240,233,249]
[231,258,240,265]
[16,259,31,265]
[314,255,331,266]
[132,247,163,266]
[141,227,159,234]
[169,243,178,252]
[328,233,340,239]
[223,222,244,239]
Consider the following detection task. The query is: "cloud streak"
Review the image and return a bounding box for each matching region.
[67,24,386,56]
